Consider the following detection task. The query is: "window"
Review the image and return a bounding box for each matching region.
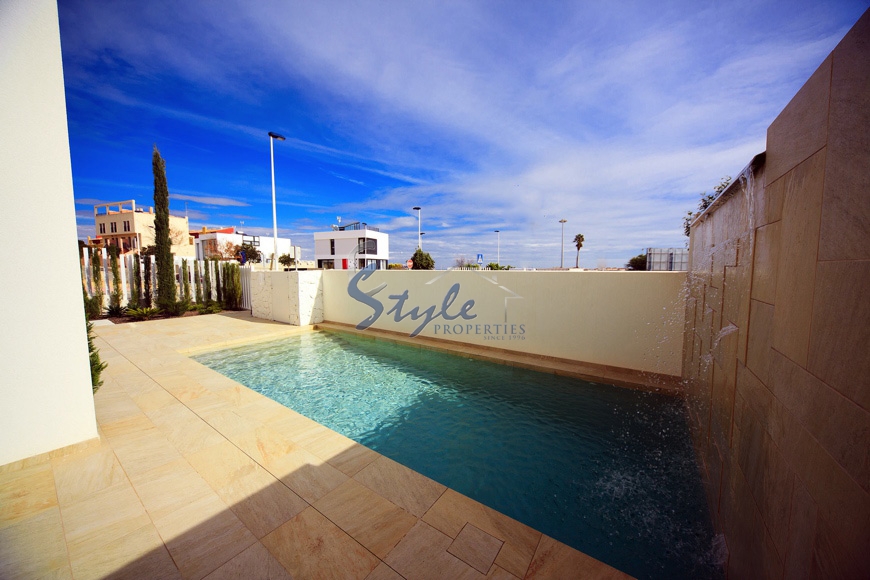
[110,222,117,233]
[98,223,105,234]
[358,238,377,255]
[330,239,335,255]
[123,220,130,232]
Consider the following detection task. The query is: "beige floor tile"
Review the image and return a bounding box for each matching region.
[109,426,184,479]
[99,412,155,441]
[385,520,484,580]
[448,523,505,574]
[314,479,417,558]
[218,383,267,407]
[147,402,227,456]
[303,430,381,476]
[230,424,300,467]
[0,507,69,580]
[354,455,446,518]
[236,398,294,426]
[197,404,263,439]
[131,458,217,521]
[269,447,349,504]
[69,522,180,580]
[154,493,256,580]
[525,535,631,579]
[132,386,179,414]
[94,389,144,425]
[0,462,58,527]
[485,565,520,579]
[51,445,127,507]
[422,489,540,579]
[365,562,405,580]
[188,440,308,538]
[262,507,379,579]
[203,541,292,580]
[62,481,151,562]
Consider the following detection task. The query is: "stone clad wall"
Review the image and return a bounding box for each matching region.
[682,10,870,578]
[251,271,324,326]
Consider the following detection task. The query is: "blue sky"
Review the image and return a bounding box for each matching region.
[60,0,867,268]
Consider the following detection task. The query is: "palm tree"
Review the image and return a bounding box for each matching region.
[573,233,585,268]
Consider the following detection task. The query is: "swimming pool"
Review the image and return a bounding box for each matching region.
[194,331,720,579]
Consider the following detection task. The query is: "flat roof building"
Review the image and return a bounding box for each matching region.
[93,200,194,256]
[314,221,389,270]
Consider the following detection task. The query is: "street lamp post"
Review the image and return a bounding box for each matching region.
[412,206,422,249]
[420,232,425,250]
[494,230,500,267]
[559,219,567,268]
[269,131,286,270]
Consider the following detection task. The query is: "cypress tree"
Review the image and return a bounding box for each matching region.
[143,256,153,308]
[131,255,141,307]
[90,248,104,316]
[181,258,192,303]
[214,259,223,305]
[203,260,212,304]
[108,246,121,308]
[194,261,203,303]
[153,146,175,309]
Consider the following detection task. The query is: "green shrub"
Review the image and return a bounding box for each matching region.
[181,259,192,302]
[127,307,159,321]
[221,262,242,310]
[163,299,190,317]
[196,302,222,315]
[87,320,107,393]
[105,303,127,317]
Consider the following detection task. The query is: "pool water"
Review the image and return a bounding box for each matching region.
[194,331,721,579]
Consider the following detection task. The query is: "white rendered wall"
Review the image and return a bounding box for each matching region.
[321,270,687,377]
[0,0,98,465]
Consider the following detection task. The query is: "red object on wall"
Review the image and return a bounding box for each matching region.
[342,258,348,269]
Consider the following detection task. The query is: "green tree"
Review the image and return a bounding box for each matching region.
[203,260,213,304]
[411,248,435,270]
[222,262,242,310]
[278,253,295,268]
[181,259,192,302]
[194,261,203,303]
[153,146,175,309]
[237,243,261,263]
[90,248,104,316]
[130,254,141,308]
[684,176,732,237]
[87,320,107,393]
[213,258,223,305]
[573,233,585,268]
[487,262,512,270]
[143,256,153,308]
[108,246,122,308]
[626,253,648,271]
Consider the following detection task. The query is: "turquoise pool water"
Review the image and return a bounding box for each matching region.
[194,331,720,579]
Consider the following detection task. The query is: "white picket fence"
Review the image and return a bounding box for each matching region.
[81,249,251,310]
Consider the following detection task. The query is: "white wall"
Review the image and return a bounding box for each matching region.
[0,0,98,465]
[251,271,324,325]
[321,269,687,377]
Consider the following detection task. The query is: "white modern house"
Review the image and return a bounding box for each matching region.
[314,222,389,270]
[194,227,300,267]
